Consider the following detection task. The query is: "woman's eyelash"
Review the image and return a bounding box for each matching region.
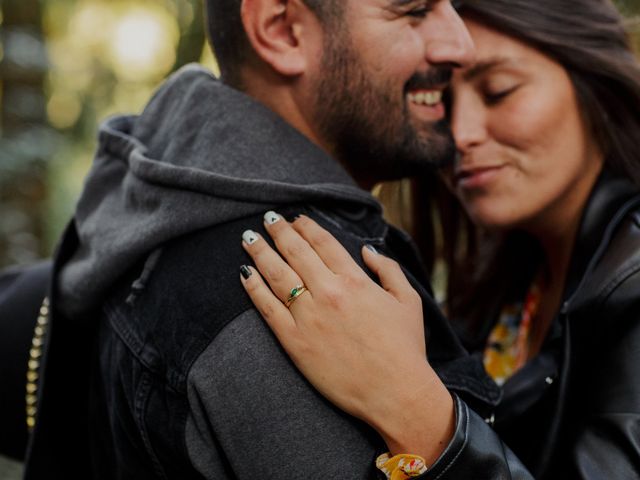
[484,86,519,104]
[407,7,432,17]
[405,2,434,17]
[485,91,510,104]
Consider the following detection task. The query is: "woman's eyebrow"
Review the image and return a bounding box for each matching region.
[463,58,520,81]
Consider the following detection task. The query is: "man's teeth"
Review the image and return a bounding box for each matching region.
[407,90,443,106]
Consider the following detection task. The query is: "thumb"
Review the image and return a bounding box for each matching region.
[362,246,419,305]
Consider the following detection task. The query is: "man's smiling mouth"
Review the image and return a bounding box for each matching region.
[407,89,443,106]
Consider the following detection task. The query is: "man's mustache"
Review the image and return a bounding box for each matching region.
[404,68,453,92]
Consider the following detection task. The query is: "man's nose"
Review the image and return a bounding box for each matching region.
[424,2,475,69]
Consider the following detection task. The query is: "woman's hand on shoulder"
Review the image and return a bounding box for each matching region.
[239,212,454,463]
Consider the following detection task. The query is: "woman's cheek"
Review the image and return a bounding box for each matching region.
[509,86,571,158]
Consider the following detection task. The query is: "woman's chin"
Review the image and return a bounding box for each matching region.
[467,210,522,233]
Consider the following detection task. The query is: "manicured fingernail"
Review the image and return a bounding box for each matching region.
[242,230,259,245]
[365,245,378,254]
[240,265,252,280]
[264,211,282,225]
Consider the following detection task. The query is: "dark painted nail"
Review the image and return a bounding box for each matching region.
[240,265,252,280]
[365,245,378,254]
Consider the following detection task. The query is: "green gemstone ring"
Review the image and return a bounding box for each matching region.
[285,284,309,308]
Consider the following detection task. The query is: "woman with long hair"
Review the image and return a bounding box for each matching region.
[239,0,640,477]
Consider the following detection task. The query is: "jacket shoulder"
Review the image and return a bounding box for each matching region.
[569,201,640,314]
[104,204,382,392]
[103,210,271,390]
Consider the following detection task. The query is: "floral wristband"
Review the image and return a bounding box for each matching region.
[376,452,428,479]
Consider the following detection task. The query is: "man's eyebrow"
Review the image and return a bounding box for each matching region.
[463,58,519,81]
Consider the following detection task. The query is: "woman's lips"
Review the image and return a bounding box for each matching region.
[455,165,506,189]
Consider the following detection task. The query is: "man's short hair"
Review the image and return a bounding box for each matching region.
[205,0,342,87]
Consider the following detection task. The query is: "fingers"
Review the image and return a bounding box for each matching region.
[260,212,335,288]
[362,246,421,306]
[289,215,362,275]
[241,229,309,303]
[239,265,296,337]
[244,211,389,308]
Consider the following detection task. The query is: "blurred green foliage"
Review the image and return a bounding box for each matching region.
[0,0,217,267]
[0,0,639,268]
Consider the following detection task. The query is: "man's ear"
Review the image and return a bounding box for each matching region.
[241,0,320,77]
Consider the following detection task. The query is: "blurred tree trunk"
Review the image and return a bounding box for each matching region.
[0,0,52,268]
[0,0,47,132]
[172,0,206,71]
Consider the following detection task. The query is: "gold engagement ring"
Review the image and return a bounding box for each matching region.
[285,284,309,308]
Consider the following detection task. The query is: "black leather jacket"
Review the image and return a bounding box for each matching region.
[425,172,640,479]
[541,174,640,478]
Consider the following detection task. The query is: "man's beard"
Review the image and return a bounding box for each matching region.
[313,30,456,183]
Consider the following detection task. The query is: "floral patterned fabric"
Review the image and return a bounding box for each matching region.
[483,282,541,386]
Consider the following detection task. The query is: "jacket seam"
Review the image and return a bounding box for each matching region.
[596,260,640,306]
[135,371,169,479]
[104,301,159,374]
[433,399,469,479]
[309,206,388,243]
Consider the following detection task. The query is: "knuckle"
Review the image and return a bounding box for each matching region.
[321,286,346,310]
[409,291,422,308]
[387,257,401,269]
[309,228,333,248]
[342,273,366,290]
[260,302,277,321]
[283,241,306,259]
[265,264,288,283]
[385,257,402,273]
[244,278,261,295]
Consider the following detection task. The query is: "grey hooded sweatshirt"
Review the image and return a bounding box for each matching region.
[57,64,380,320]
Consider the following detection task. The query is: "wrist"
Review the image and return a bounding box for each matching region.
[368,364,455,467]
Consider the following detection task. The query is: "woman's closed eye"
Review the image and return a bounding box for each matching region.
[483,84,521,105]
[407,5,433,18]
[401,0,434,18]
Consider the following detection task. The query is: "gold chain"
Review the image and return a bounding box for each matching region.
[26,297,49,431]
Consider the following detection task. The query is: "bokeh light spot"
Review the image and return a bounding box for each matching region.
[109,7,178,82]
[47,92,82,129]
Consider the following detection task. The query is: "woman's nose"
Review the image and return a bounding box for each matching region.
[451,95,487,153]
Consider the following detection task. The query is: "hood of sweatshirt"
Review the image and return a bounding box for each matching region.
[58,64,380,318]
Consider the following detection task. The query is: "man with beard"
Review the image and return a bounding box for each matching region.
[23,0,513,478]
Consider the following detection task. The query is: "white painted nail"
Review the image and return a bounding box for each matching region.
[264,211,282,225]
[242,230,259,245]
